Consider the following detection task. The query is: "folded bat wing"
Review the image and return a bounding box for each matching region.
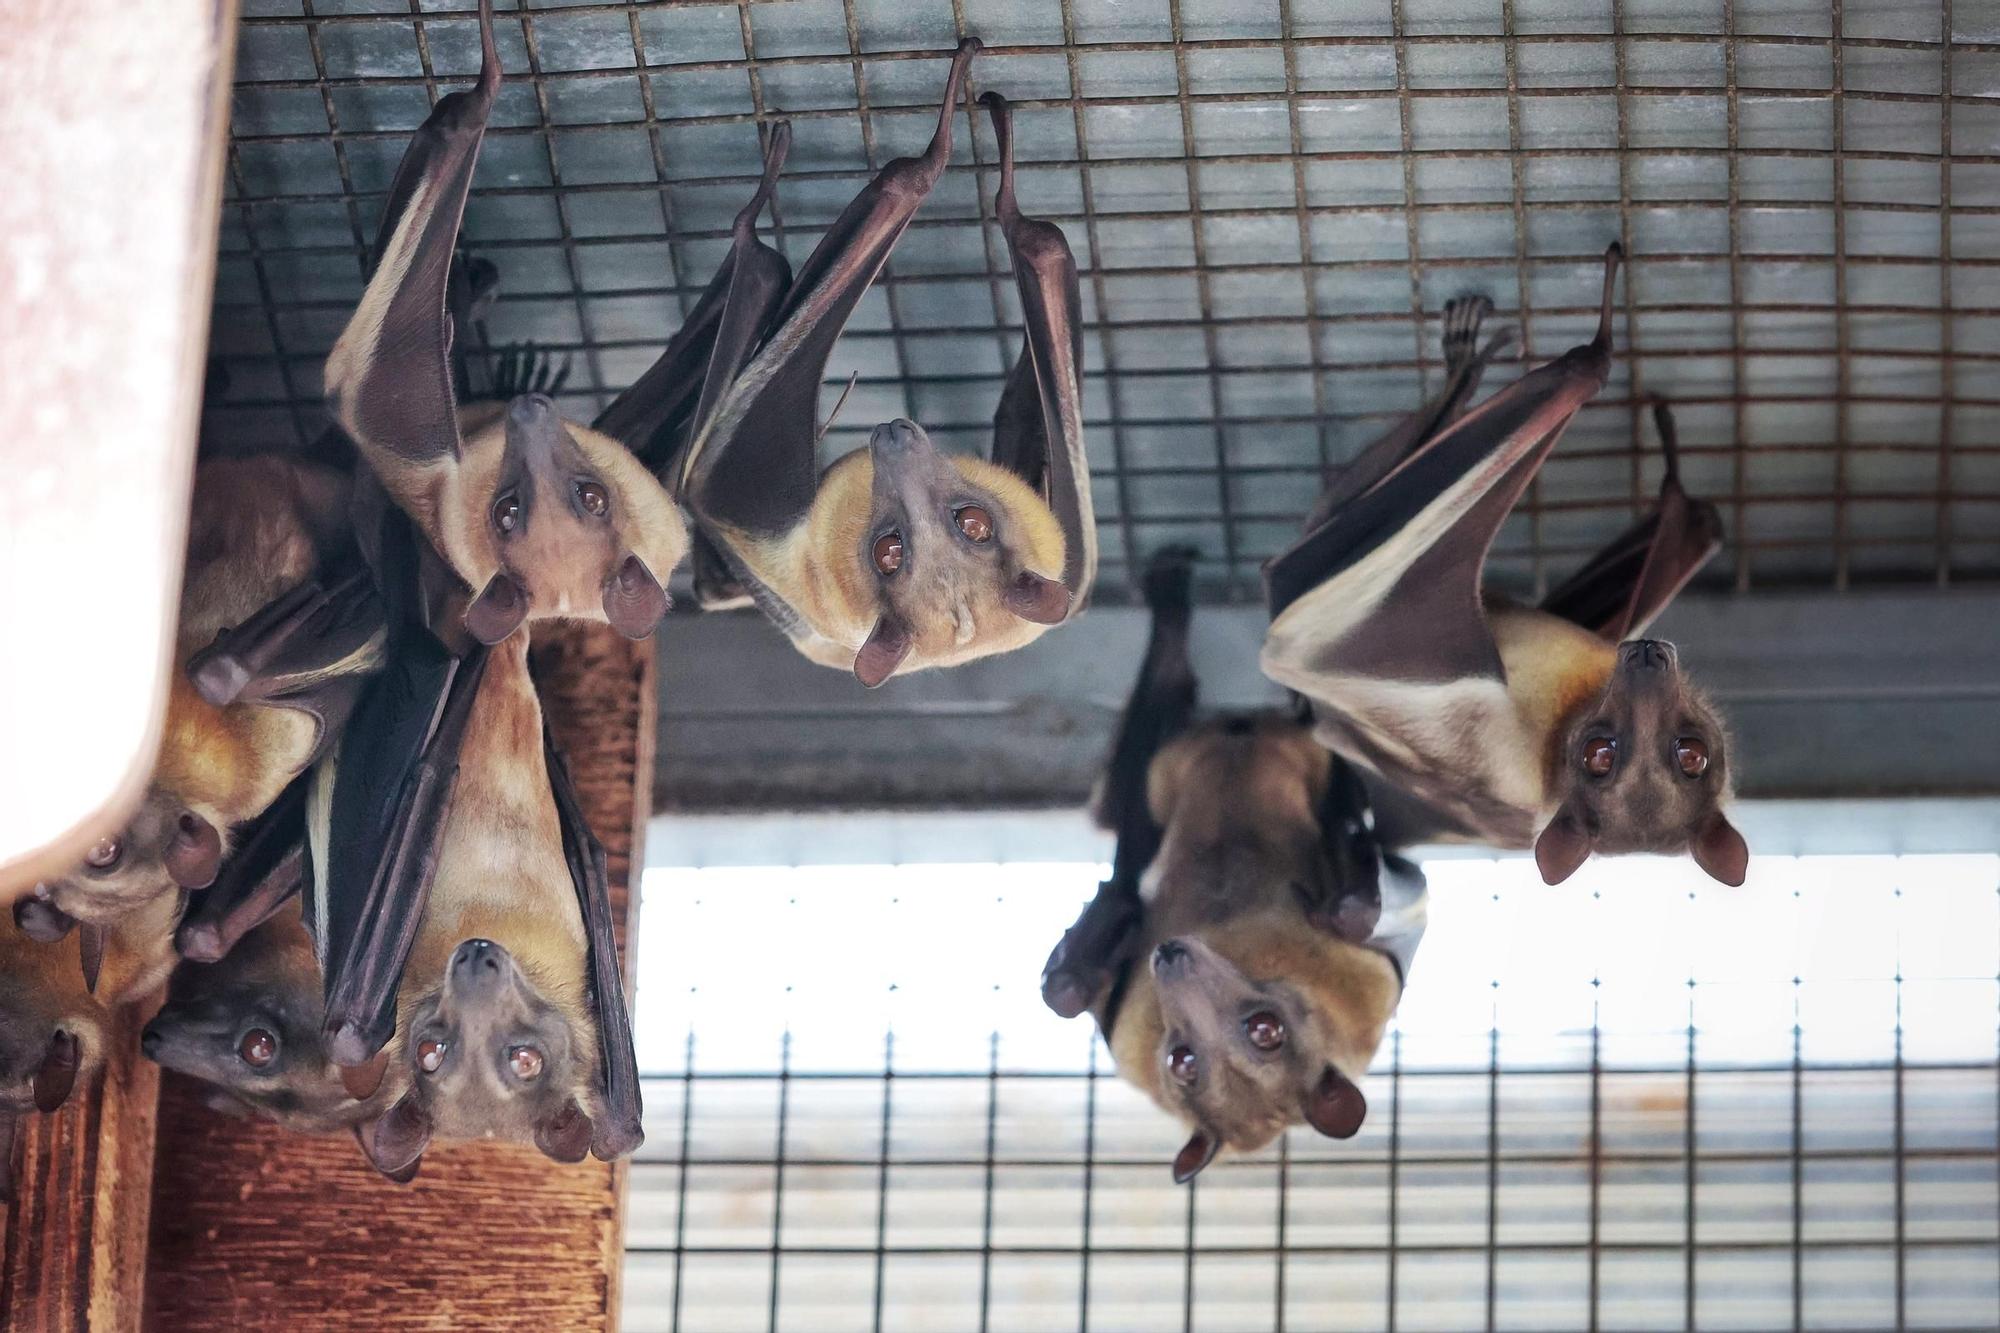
[682,40,981,541]
[1537,397,1725,642]
[981,92,1096,615]
[596,123,794,483]
[322,0,500,470]
[543,732,644,1161]
[176,777,308,964]
[1264,246,1624,689]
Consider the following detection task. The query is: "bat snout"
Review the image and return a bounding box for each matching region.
[507,393,557,426]
[139,1023,164,1058]
[447,939,516,997]
[868,418,933,459]
[1153,940,1194,978]
[1618,638,1678,673]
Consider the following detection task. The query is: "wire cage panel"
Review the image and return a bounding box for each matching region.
[207,0,2000,602]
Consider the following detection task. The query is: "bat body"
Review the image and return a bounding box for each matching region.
[347,629,640,1176]
[27,455,380,938]
[324,0,688,647]
[681,78,1099,686]
[1039,549,1425,1182]
[1261,257,1748,886]
[144,901,402,1134]
[0,890,179,1198]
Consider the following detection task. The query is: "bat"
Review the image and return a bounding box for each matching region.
[679,69,1101,686]
[143,899,404,1136]
[1261,251,1746,885]
[1038,547,1426,1183]
[22,454,383,963]
[347,628,642,1177]
[322,0,690,647]
[0,889,179,1200]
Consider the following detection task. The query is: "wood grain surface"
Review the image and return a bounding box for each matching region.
[142,625,655,1331]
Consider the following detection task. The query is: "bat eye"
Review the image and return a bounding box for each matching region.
[1168,1045,1198,1085]
[417,1038,449,1074]
[508,1046,545,1081]
[85,838,122,870]
[954,505,994,543]
[1244,1012,1285,1051]
[1675,737,1710,777]
[872,532,905,576]
[1581,737,1617,778]
[575,480,609,518]
[238,1029,278,1068]
[492,492,521,535]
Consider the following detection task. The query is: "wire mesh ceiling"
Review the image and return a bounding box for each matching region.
[204,0,2000,602]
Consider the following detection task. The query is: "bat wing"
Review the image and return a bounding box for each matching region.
[175,777,308,964]
[981,92,1096,613]
[542,732,643,1161]
[322,0,500,470]
[596,124,794,483]
[1264,246,1624,689]
[1537,397,1724,641]
[682,41,980,540]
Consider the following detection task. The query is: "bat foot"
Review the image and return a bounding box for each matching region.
[1299,887,1382,946]
[175,919,226,964]
[325,1021,384,1070]
[189,644,253,707]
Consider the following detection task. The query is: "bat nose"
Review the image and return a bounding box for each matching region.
[868,418,933,457]
[452,939,504,975]
[508,393,556,425]
[1153,940,1193,975]
[1619,638,1677,672]
[139,1024,163,1058]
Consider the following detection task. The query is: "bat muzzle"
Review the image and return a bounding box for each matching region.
[1618,638,1678,674]
[446,938,517,999]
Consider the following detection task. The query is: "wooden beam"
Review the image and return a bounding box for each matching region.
[141,627,654,1330]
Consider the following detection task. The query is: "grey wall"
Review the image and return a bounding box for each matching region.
[656,588,2000,810]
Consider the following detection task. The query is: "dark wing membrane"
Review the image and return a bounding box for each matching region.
[1537,396,1724,642]
[596,124,794,482]
[981,92,1096,613]
[682,40,980,539]
[542,733,644,1161]
[1263,245,1626,684]
[322,0,500,467]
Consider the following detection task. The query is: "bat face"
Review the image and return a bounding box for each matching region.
[849,419,1069,684]
[1143,936,1369,1179]
[1536,638,1749,886]
[143,913,388,1133]
[378,938,600,1165]
[0,920,109,1120]
[37,789,222,929]
[447,399,686,645]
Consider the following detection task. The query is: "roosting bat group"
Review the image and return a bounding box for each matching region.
[4,2,1747,1202]
[1,4,1092,1192]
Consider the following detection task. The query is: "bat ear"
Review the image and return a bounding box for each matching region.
[853,617,913,688]
[534,1097,595,1164]
[602,555,669,640]
[164,813,224,890]
[355,1092,432,1181]
[32,1032,81,1115]
[1301,1064,1367,1140]
[464,573,530,645]
[1533,811,1593,885]
[1171,1129,1218,1184]
[340,1049,390,1101]
[1689,811,1749,887]
[1004,569,1072,625]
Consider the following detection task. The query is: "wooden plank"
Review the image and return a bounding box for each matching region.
[1,1007,162,1333]
[142,626,655,1331]
[0,0,241,895]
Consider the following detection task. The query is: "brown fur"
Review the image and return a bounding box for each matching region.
[44,458,356,926]
[1096,717,1403,1157]
[375,631,598,1153]
[722,447,1069,678]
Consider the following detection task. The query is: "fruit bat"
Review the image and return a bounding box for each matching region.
[322,0,689,647]
[144,898,404,1136]
[345,629,643,1178]
[1038,547,1426,1183]
[679,69,1101,686]
[0,890,179,1200]
[21,454,383,965]
[1261,250,1746,886]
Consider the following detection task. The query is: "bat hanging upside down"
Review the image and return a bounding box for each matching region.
[678,75,1099,685]
[1038,547,1426,1183]
[1262,248,1747,886]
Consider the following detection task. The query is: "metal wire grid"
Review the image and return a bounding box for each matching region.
[621,841,2000,1332]
[205,0,2000,601]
